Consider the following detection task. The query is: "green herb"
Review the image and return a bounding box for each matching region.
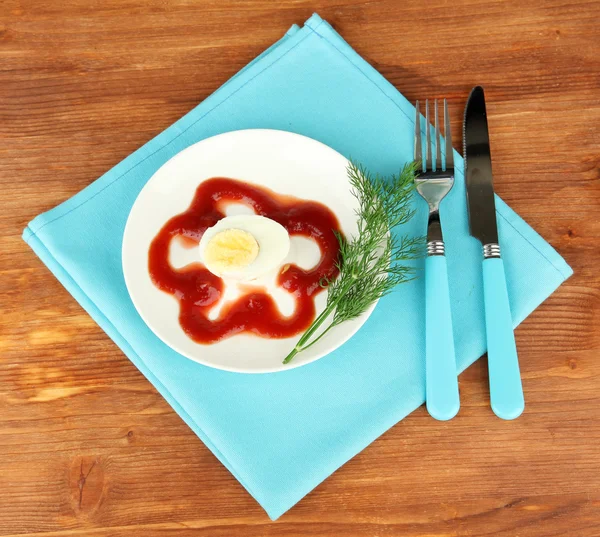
[283,160,423,364]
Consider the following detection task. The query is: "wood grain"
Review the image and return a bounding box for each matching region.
[1,0,600,535]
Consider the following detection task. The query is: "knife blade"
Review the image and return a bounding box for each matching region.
[463,86,525,420]
[464,86,499,249]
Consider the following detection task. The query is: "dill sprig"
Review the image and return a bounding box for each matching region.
[283,160,423,364]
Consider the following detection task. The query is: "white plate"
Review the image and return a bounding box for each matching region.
[122,129,378,373]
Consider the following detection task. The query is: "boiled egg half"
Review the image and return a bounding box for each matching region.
[199,215,290,281]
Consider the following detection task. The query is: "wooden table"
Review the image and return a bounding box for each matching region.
[2,1,599,535]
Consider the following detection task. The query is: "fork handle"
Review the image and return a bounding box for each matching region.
[482,256,525,420]
[425,253,460,421]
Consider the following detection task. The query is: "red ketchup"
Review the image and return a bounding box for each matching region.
[148,178,342,344]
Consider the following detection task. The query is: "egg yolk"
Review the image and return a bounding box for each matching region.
[203,228,259,275]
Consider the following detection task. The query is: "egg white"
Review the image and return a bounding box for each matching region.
[199,214,291,281]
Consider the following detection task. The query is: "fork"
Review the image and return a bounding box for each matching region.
[414,98,460,421]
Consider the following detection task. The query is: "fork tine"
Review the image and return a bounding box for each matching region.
[444,98,453,170]
[435,99,441,171]
[414,100,422,167]
[425,99,432,171]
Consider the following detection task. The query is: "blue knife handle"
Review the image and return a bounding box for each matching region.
[425,255,460,421]
[482,257,525,420]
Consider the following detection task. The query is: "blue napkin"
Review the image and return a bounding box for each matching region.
[23,13,572,519]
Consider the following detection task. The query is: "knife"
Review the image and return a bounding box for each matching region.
[463,86,525,420]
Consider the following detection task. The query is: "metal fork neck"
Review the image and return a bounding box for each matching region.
[426,212,444,255]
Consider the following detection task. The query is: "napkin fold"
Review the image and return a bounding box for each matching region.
[23,14,572,519]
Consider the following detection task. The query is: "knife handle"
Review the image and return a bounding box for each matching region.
[425,254,460,421]
[482,256,525,420]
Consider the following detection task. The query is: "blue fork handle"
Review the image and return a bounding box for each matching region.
[425,255,460,421]
[482,257,525,420]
